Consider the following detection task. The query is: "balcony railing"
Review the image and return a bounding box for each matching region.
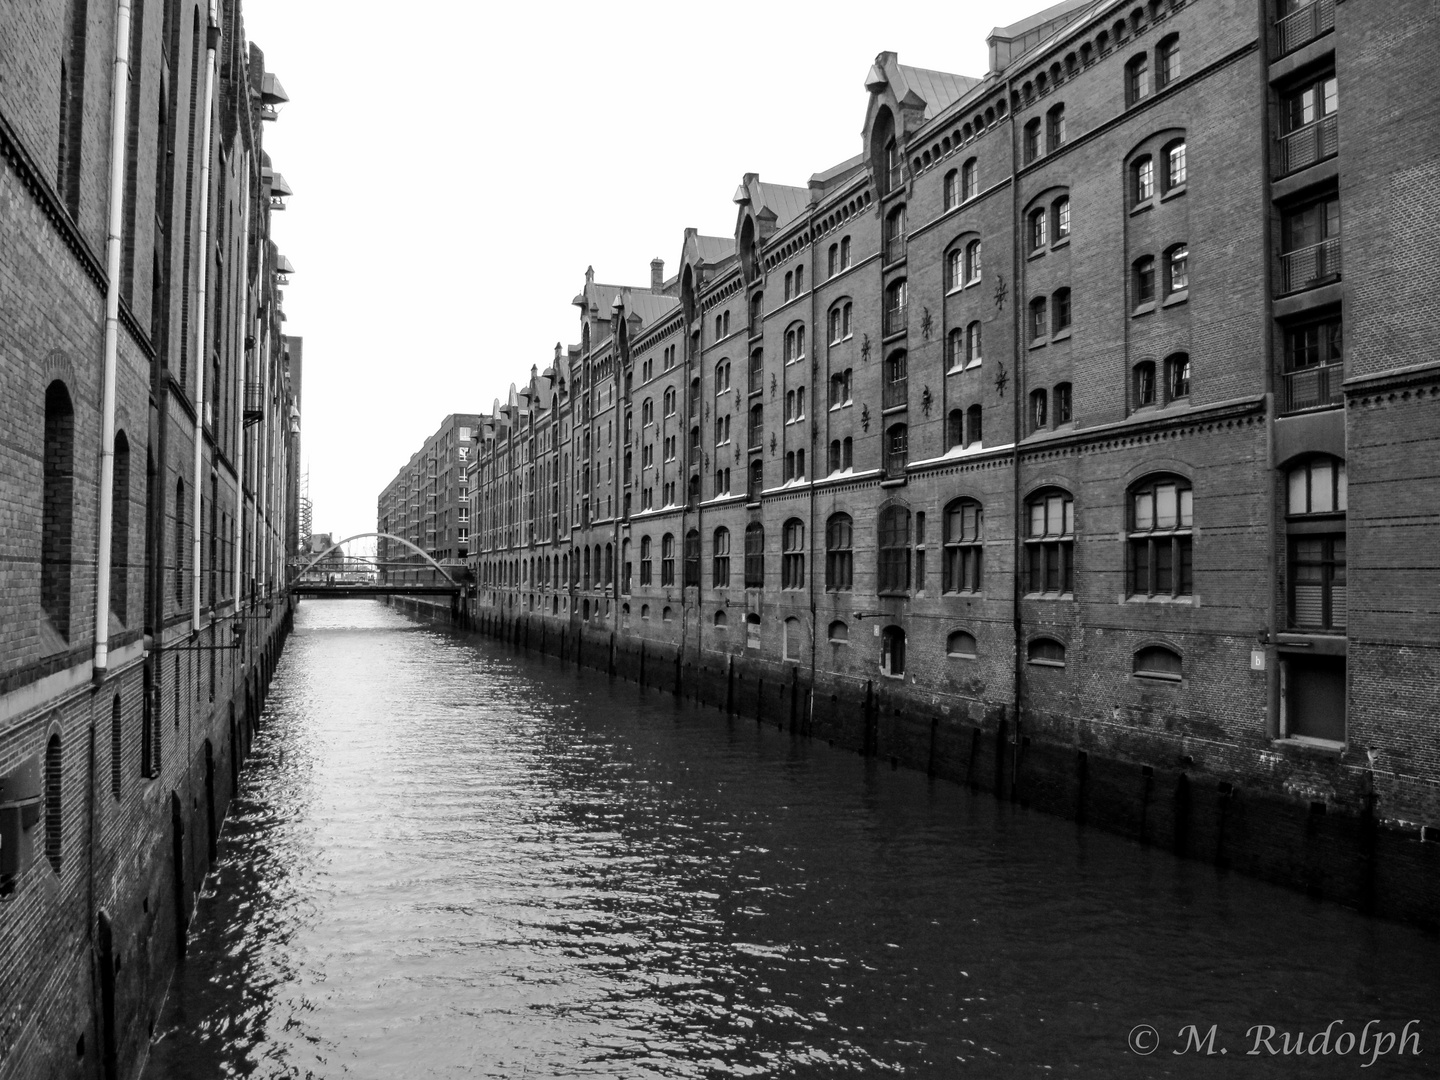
[1281,361,1343,413]
[243,381,264,426]
[884,299,908,337]
[1279,237,1341,293]
[883,377,909,410]
[1276,113,1338,176]
[1275,0,1334,57]
[884,449,908,480]
[884,231,906,265]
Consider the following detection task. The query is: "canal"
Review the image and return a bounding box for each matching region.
[144,600,1438,1079]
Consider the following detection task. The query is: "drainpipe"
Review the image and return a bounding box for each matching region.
[191,1,219,629]
[806,201,819,723]
[1007,76,1026,768]
[92,0,135,677]
[255,308,270,597]
[233,158,250,608]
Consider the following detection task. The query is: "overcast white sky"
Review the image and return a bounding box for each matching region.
[241,0,1046,544]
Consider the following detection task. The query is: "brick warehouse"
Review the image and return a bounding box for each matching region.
[0,0,303,1076]
[444,0,1440,925]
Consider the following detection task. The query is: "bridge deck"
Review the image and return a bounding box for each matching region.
[292,584,461,598]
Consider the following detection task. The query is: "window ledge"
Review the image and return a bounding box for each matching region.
[1125,594,1194,604]
[1050,328,1073,343]
[1131,301,1156,317]
[1028,659,1065,668]
[880,476,908,488]
[964,278,982,290]
[1028,339,1048,351]
[1027,249,1046,262]
[881,403,908,416]
[1273,736,1345,756]
[1130,200,1155,216]
[1024,592,1075,601]
[1052,237,1071,251]
[946,284,965,297]
[1162,290,1189,308]
[1134,671,1183,683]
[1160,185,1187,203]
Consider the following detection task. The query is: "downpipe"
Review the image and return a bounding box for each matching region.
[91,0,134,677]
[191,1,219,628]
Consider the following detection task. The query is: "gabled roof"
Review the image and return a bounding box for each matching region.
[692,234,734,266]
[894,64,983,119]
[751,182,809,230]
[809,153,865,190]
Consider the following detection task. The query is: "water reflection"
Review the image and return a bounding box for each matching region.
[146,600,1439,1079]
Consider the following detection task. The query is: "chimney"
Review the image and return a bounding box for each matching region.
[651,258,664,294]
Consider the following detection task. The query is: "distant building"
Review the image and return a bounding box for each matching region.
[377,414,482,586]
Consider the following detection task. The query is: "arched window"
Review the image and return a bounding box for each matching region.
[961,158,978,201]
[840,236,852,269]
[884,204,906,263]
[943,168,959,210]
[783,617,803,662]
[829,619,849,643]
[1126,53,1150,105]
[1164,139,1187,190]
[964,239,983,284]
[748,403,764,449]
[1286,455,1347,631]
[45,734,62,873]
[1024,118,1042,163]
[174,478,185,606]
[947,409,965,449]
[826,513,853,591]
[749,348,764,394]
[748,457,764,501]
[684,528,701,587]
[828,243,839,277]
[1025,488,1074,594]
[1133,255,1156,308]
[1156,34,1179,89]
[1133,359,1158,406]
[947,630,978,657]
[744,522,765,587]
[642,398,654,425]
[661,533,675,586]
[1046,103,1067,150]
[1053,195,1071,240]
[1129,475,1194,598]
[713,527,730,587]
[745,611,762,649]
[1132,156,1155,205]
[884,278,908,335]
[784,323,806,362]
[111,430,130,624]
[943,499,984,593]
[1052,287,1072,333]
[1029,296,1048,341]
[946,247,963,291]
[1134,645,1183,680]
[881,625,906,677]
[664,387,676,416]
[947,327,963,368]
[1029,207,1048,251]
[829,368,853,407]
[1030,388,1049,432]
[878,505,911,594]
[883,350,908,408]
[715,359,731,393]
[42,382,76,639]
[111,695,123,799]
[782,519,805,589]
[663,606,674,622]
[966,404,983,446]
[885,423,908,479]
[1055,382,1074,423]
[966,320,983,365]
[1166,353,1191,399]
[1028,637,1066,666]
[1165,244,1188,294]
[639,536,652,585]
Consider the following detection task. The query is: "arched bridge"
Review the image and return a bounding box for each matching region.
[288,532,471,599]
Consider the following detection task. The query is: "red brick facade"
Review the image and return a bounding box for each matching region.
[460,0,1440,920]
[0,0,302,1076]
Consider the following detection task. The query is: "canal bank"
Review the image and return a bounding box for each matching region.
[399,596,1440,931]
[146,598,1440,1079]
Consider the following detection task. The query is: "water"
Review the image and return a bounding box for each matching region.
[145,600,1439,1079]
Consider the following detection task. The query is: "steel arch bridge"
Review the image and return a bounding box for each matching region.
[288,532,468,598]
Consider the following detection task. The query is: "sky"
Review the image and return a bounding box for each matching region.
[240,0,1049,545]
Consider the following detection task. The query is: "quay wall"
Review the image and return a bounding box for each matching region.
[396,598,1440,931]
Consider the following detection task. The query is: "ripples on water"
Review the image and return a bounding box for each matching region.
[146,600,1439,1079]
